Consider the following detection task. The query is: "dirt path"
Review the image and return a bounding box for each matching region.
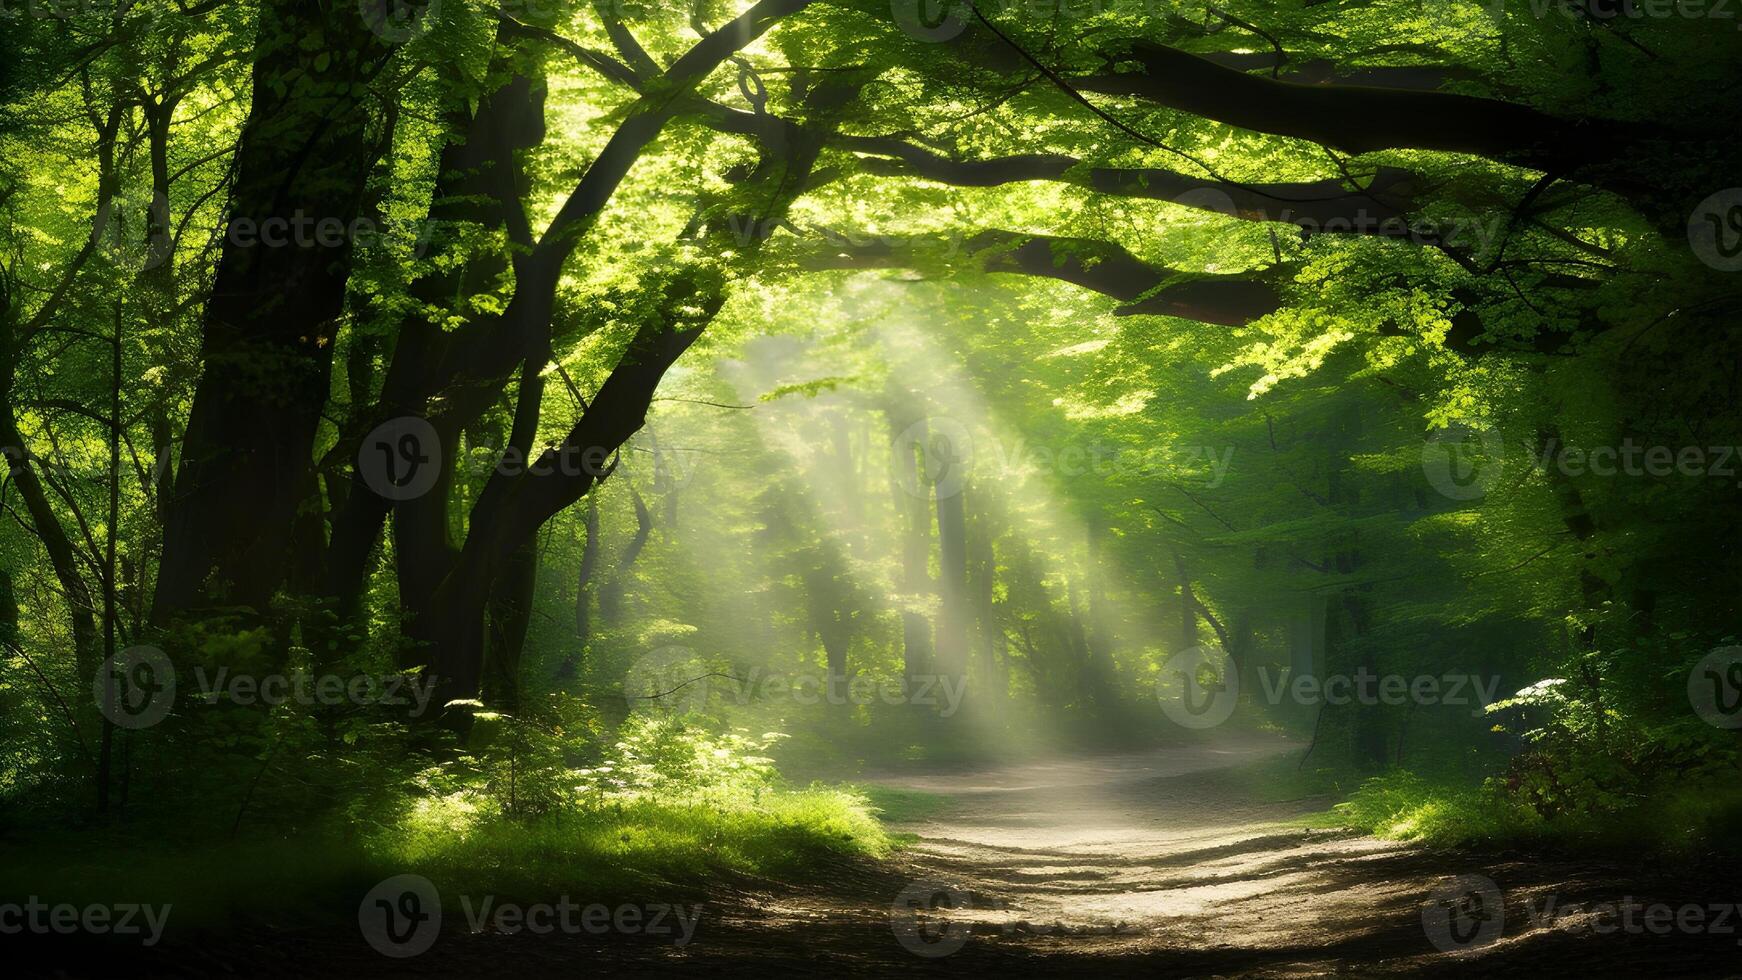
[52,735,1740,977]
[676,734,1740,977]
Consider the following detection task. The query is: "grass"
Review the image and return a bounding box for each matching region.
[1310,768,1742,867]
[0,783,893,934]
[381,786,893,899]
[853,783,953,828]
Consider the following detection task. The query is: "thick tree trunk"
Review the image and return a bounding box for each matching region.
[324,64,543,620]
[412,315,709,714]
[483,356,550,709]
[405,33,839,717]
[155,0,389,621]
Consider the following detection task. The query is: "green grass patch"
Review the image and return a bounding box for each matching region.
[853,784,953,825]
[0,782,891,933]
[379,784,892,899]
[1315,769,1742,865]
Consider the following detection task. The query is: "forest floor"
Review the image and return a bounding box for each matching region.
[32,734,1742,977]
[659,733,1741,978]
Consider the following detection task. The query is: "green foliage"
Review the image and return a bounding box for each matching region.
[1,0,1739,918]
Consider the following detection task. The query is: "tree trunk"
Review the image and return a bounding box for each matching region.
[559,496,601,680]
[933,450,969,682]
[888,401,933,693]
[598,485,651,625]
[969,501,1004,704]
[323,62,542,621]
[0,399,97,677]
[154,0,390,621]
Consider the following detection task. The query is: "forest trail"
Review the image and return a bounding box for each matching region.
[669,734,1739,978]
[144,737,1740,978]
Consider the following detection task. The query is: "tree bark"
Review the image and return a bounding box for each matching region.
[155,0,391,621]
[599,485,652,625]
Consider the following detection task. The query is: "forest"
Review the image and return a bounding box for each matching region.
[1,0,1740,974]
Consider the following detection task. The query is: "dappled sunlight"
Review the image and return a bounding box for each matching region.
[1,0,1737,975]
